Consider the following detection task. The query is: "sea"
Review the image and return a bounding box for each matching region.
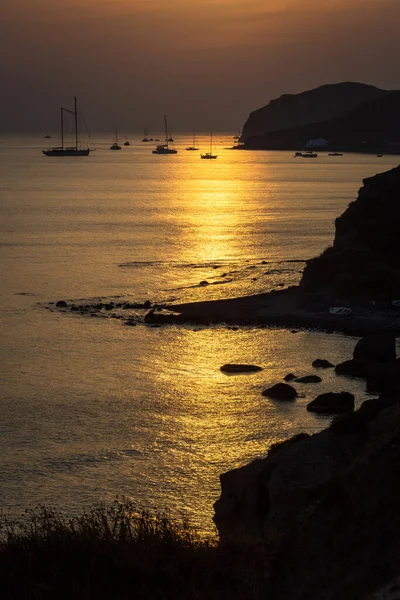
[1,133,398,534]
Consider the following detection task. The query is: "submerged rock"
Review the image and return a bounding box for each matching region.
[220,364,263,373]
[295,375,322,383]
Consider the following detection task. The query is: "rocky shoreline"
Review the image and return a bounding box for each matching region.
[51,166,400,338]
[144,165,400,336]
[213,332,400,600]
[143,286,400,335]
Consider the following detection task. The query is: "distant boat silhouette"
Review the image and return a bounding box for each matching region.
[152,115,177,155]
[110,127,121,150]
[42,96,91,156]
[142,128,150,142]
[124,136,130,146]
[186,133,199,151]
[44,135,51,139]
[201,132,217,159]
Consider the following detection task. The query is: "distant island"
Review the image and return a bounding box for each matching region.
[240,82,400,153]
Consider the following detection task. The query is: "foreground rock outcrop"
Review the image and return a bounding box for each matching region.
[214,333,400,599]
[214,395,400,599]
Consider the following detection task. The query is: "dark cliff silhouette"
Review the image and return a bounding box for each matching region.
[302,165,400,301]
[241,82,400,152]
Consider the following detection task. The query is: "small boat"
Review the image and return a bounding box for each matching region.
[110,127,121,150]
[201,132,217,159]
[44,135,51,139]
[186,133,199,151]
[377,154,383,157]
[328,152,343,156]
[142,128,150,142]
[152,115,177,155]
[302,151,318,158]
[294,151,303,157]
[124,136,130,146]
[42,97,91,156]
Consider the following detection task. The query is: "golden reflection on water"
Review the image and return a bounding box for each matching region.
[165,157,276,264]
[3,138,395,533]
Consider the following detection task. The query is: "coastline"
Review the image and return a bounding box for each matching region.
[144,286,400,336]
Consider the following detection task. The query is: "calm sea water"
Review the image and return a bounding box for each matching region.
[1,133,398,532]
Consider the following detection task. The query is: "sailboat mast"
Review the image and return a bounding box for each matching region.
[74,96,78,151]
[164,114,168,148]
[210,132,213,154]
[60,107,64,150]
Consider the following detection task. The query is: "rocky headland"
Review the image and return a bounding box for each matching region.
[144,165,400,335]
[239,82,400,153]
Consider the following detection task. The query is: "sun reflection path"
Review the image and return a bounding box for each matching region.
[161,157,279,265]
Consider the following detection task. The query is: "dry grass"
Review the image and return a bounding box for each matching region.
[0,499,268,599]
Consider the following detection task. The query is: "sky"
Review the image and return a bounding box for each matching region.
[1,0,400,133]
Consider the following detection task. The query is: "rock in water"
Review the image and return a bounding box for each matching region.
[312,359,335,368]
[335,358,366,377]
[284,373,298,381]
[220,364,263,373]
[353,334,396,363]
[295,375,322,383]
[307,391,355,414]
[262,383,297,400]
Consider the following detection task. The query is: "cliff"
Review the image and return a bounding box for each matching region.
[301,165,400,302]
[244,91,400,152]
[214,393,400,599]
[241,82,392,142]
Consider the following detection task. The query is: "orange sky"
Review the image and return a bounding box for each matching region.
[1,0,400,131]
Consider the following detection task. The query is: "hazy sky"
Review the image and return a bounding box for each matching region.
[1,0,400,133]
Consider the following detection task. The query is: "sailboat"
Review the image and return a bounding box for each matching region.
[201,132,217,159]
[110,127,121,150]
[42,97,91,156]
[186,133,199,151]
[124,136,130,146]
[152,115,178,155]
[142,128,150,142]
